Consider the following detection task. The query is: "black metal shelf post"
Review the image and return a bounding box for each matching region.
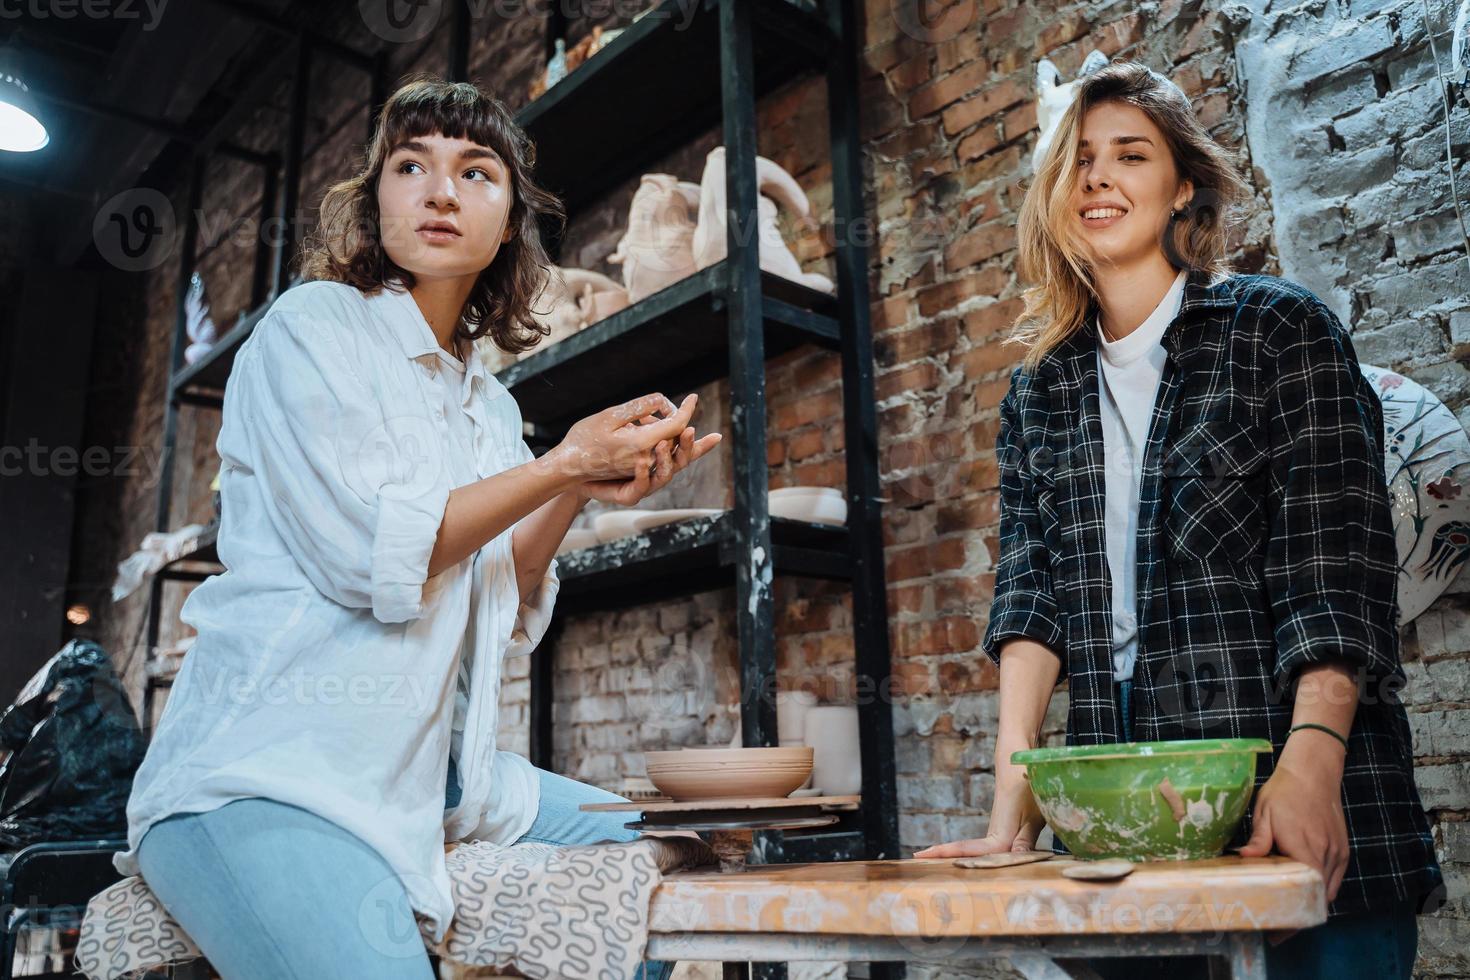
[522,2,901,976]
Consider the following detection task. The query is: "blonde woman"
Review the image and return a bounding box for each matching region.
[115,77,717,978]
[916,62,1441,978]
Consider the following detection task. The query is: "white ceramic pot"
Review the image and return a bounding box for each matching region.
[804,704,861,795]
[777,689,818,789]
[776,689,817,746]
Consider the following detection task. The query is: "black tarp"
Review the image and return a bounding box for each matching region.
[0,639,145,848]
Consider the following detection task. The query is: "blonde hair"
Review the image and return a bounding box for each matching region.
[1009,61,1248,373]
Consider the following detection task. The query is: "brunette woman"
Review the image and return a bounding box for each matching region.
[115,77,717,978]
[916,62,1442,979]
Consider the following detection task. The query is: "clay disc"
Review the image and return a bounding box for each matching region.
[1061,859,1135,880]
[954,851,1055,869]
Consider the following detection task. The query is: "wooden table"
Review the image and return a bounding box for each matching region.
[644,856,1325,979]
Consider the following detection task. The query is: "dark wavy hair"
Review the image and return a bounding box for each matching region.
[299,75,565,354]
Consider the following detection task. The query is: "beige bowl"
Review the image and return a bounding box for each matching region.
[644,746,814,801]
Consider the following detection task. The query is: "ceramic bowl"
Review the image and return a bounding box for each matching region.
[556,528,601,555]
[770,486,843,502]
[769,491,847,527]
[1011,738,1273,861]
[629,508,725,534]
[644,746,814,801]
[592,511,645,543]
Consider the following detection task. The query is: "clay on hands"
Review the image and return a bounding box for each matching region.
[553,393,696,483]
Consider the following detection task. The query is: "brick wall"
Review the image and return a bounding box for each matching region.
[82,0,1469,975]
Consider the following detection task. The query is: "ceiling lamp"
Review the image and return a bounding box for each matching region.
[0,57,49,153]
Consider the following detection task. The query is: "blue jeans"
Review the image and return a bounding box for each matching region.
[1090,679,1419,979]
[1083,903,1419,979]
[137,759,673,979]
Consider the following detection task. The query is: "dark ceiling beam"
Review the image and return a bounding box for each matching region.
[27,89,274,167]
[0,172,94,203]
[197,0,377,71]
[8,25,114,66]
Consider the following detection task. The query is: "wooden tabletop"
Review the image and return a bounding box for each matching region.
[649,856,1325,937]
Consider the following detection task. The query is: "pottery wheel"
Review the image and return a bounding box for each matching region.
[620,807,838,873]
[582,796,857,873]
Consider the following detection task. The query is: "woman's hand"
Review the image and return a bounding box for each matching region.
[550,393,700,483]
[565,395,722,508]
[912,739,1047,858]
[1237,733,1350,902]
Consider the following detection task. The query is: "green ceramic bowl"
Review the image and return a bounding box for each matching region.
[1011,738,1273,862]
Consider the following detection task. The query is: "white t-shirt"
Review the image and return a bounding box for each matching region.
[1095,268,1187,681]
[115,280,557,944]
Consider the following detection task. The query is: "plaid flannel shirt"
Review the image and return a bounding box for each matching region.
[982,270,1443,917]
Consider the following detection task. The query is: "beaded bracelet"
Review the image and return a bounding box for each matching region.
[1287,722,1349,750]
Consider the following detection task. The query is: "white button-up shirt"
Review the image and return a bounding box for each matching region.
[114,279,560,944]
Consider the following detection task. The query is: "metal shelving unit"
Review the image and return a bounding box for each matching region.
[514,4,904,958]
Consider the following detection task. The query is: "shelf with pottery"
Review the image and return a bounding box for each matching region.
[153,525,220,580]
[498,140,841,434]
[168,273,305,405]
[515,0,828,218]
[517,0,899,894]
[550,488,849,613]
[499,260,838,433]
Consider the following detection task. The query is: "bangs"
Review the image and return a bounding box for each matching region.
[298,74,564,356]
[379,83,532,171]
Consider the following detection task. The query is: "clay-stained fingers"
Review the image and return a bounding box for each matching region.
[627,393,699,447]
[611,392,678,426]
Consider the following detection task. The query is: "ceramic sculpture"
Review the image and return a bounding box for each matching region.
[1361,364,1470,624]
[1032,50,1110,170]
[690,147,835,295]
[182,272,219,365]
[608,174,703,303]
[519,266,629,361]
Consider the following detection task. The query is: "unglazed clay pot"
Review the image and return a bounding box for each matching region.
[804,705,861,796]
[519,266,629,361]
[644,746,813,801]
[691,146,835,294]
[609,174,702,303]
